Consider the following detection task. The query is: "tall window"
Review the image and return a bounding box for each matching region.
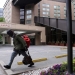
[42,3,50,17]
[26,9,32,24]
[64,6,66,19]
[74,4,75,20]
[54,5,60,19]
[20,8,25,24]
[38,3,40,16]
[26,10,32,14]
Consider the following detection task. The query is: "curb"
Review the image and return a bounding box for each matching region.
[60,47,75,50]
[60,47,67,50]
[0,61,14,75]
[17,58,47,65]
[55,54,67,58]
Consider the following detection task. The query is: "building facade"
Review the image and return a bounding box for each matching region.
[2,0,75,45]
[3,0,12,23]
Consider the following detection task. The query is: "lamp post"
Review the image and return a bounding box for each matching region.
[66,0,73,74]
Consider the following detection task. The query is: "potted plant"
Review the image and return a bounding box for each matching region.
[73,42,75,47]
[55,41,60,46]
[0,34,2,44]
[52,41,55,45]
[48,41,51,45]
[59,41,65,46]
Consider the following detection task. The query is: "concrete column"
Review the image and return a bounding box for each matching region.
[40,30,46,45]
[35,33,40,45]
[11,5,20,23]
[35,30,46,45]
[2,34,5,45]
[11,38,13,46]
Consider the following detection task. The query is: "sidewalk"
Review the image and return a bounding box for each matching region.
[0,64,7,75]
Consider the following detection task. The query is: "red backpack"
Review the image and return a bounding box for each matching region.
[22,35,30,48]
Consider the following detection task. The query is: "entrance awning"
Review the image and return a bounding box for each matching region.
[12,0,41,6]
[0,22,45,34]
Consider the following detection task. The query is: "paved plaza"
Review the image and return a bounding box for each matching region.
[0,45,75,75]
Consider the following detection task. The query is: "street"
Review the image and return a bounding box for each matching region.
[0,45,75,74]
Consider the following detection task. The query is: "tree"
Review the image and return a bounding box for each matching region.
[0,34,2,43]
[0,17,5,22]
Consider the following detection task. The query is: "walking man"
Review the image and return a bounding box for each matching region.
[4,30,34,69]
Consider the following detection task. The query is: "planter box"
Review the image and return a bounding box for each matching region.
[51,43,55,45]
[73,44,75,47]
[48,43,51,45]
[66,43,74,46]
[55,43,59,46]
[59,43,64,46]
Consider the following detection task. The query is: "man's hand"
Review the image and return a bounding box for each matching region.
[25,46,28,51]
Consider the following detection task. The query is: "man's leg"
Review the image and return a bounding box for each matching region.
[8,51,18,66]
[4,51,18,69]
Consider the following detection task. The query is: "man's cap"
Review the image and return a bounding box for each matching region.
[7,30,14,37]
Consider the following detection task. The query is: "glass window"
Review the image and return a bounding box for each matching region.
[57,14,60,17]
[57,10,60,13]
[20,19,25,24]
[43,12,46,14]
[46,4,49,7]
[26,10,32,14]
[64,6,66,10]
[42,4,46,7]
[64,10,66,14]
[74,4,75,8]
[46,12,49,15]
[43,12,49,15]
[54,6,57,9]
[26,20,31,24]
[74,12,75,16]
[20,16,24,19]
[54,16,57,18]
[64,14,66,17]
[26,15,32,19]
[57,6,60,9]
[20,8,25,24]
[54,10,57,13]
[20,9,24,11]
[74,16,75,20]
[58,16,60,19]
[54,14,57,16]
[74,9,75,12]
[43,8,46,11]
[20,11,24,15]
[42,4,49,7]
[46,8,50,11]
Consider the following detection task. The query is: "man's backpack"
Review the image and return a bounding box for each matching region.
[22,35,30,48]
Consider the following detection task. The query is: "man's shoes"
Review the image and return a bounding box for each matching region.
[28,62,34,67]
[4,65,11,69]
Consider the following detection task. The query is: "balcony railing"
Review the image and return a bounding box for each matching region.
[34,16,75,34]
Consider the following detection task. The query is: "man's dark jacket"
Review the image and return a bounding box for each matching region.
[13,35,27,51]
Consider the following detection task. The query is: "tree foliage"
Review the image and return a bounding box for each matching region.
[0,34,2,42]
[0,17,5,22]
